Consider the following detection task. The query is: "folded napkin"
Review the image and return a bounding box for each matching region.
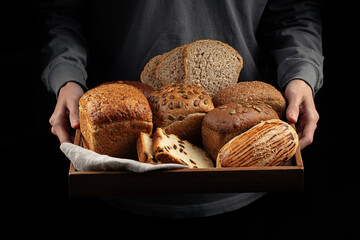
[60,142,189,172]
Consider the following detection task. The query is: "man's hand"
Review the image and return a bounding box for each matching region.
[284,79,319,150]
[49,82,84,144]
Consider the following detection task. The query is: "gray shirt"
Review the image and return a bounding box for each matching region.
[40,0,323,218]
[41,0,323,96]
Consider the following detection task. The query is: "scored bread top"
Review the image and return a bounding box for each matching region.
[79,82,152,127]
[212,81,286,118]
[202,101,279,134]
[148,83,214,127]
[216,119,298,167]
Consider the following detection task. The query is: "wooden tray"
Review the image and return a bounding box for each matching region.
[68,127,304,196]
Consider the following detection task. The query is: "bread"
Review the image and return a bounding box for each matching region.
[152,128,214,168]
[116,80,154,98]
[140,54,164,90]
[202,101,279,160]
[184,39,243,97]
[216,119,298,167]
[136,132,158,164]
[212,81,286,119]
[79,82,153,158]
[148,83,214,144]
[147,39,243,97]
[98,81,154,99]
[156,44,188,86]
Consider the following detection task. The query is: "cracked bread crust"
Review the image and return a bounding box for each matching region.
[79,83,152,126]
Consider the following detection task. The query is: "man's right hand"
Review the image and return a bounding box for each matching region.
[49,82,85,144]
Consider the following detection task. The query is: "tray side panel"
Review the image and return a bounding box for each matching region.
[69,168,303,196]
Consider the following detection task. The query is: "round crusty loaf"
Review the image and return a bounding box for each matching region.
[212,81,286,119]
[79,82,153,158]
[184,39,243,97]
[202,101,279,160]
[148,83,214,144]
[216,119,298,167]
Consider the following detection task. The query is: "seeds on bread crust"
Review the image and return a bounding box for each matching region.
[148,83,214,123]
[148,83,214,143]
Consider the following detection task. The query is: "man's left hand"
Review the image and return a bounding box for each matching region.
[284,79,320,150]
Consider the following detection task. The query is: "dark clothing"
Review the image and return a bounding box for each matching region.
[41,0,323,96]
[40,0,324,218]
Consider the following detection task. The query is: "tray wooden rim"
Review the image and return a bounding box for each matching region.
[69,127,303,173]
[68,125,304,196]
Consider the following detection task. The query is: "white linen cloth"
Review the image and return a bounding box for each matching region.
[60,142,265,218]
[60,142,189,172]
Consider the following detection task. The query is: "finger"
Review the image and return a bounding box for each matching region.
[53,122,72,144]
[297,102,319,150]
[286,96,301,123]
[299,119,317,150]
[49,106,72,144]
[51,126,56,135]
[67,98,80,129]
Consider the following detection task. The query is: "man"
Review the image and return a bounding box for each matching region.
[41,0,323,218]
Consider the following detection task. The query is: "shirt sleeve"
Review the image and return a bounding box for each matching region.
[259,0,324,95]
[40,0,89,96]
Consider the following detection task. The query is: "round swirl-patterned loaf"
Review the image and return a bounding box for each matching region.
[216,119,299,168]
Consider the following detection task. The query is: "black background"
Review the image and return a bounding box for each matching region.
[1,1,359,238]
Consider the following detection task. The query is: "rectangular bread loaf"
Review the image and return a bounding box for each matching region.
[79,82,153,159]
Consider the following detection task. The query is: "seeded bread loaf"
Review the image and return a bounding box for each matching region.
[156,44,188,86]
[217,119,298,167]
[202,101,279,160]
[79,82,153,158]
[184,39,243,97]
[148,83,214,144]
[140,54,164,90]
[152,128,214,168]
[212,81,286,119]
